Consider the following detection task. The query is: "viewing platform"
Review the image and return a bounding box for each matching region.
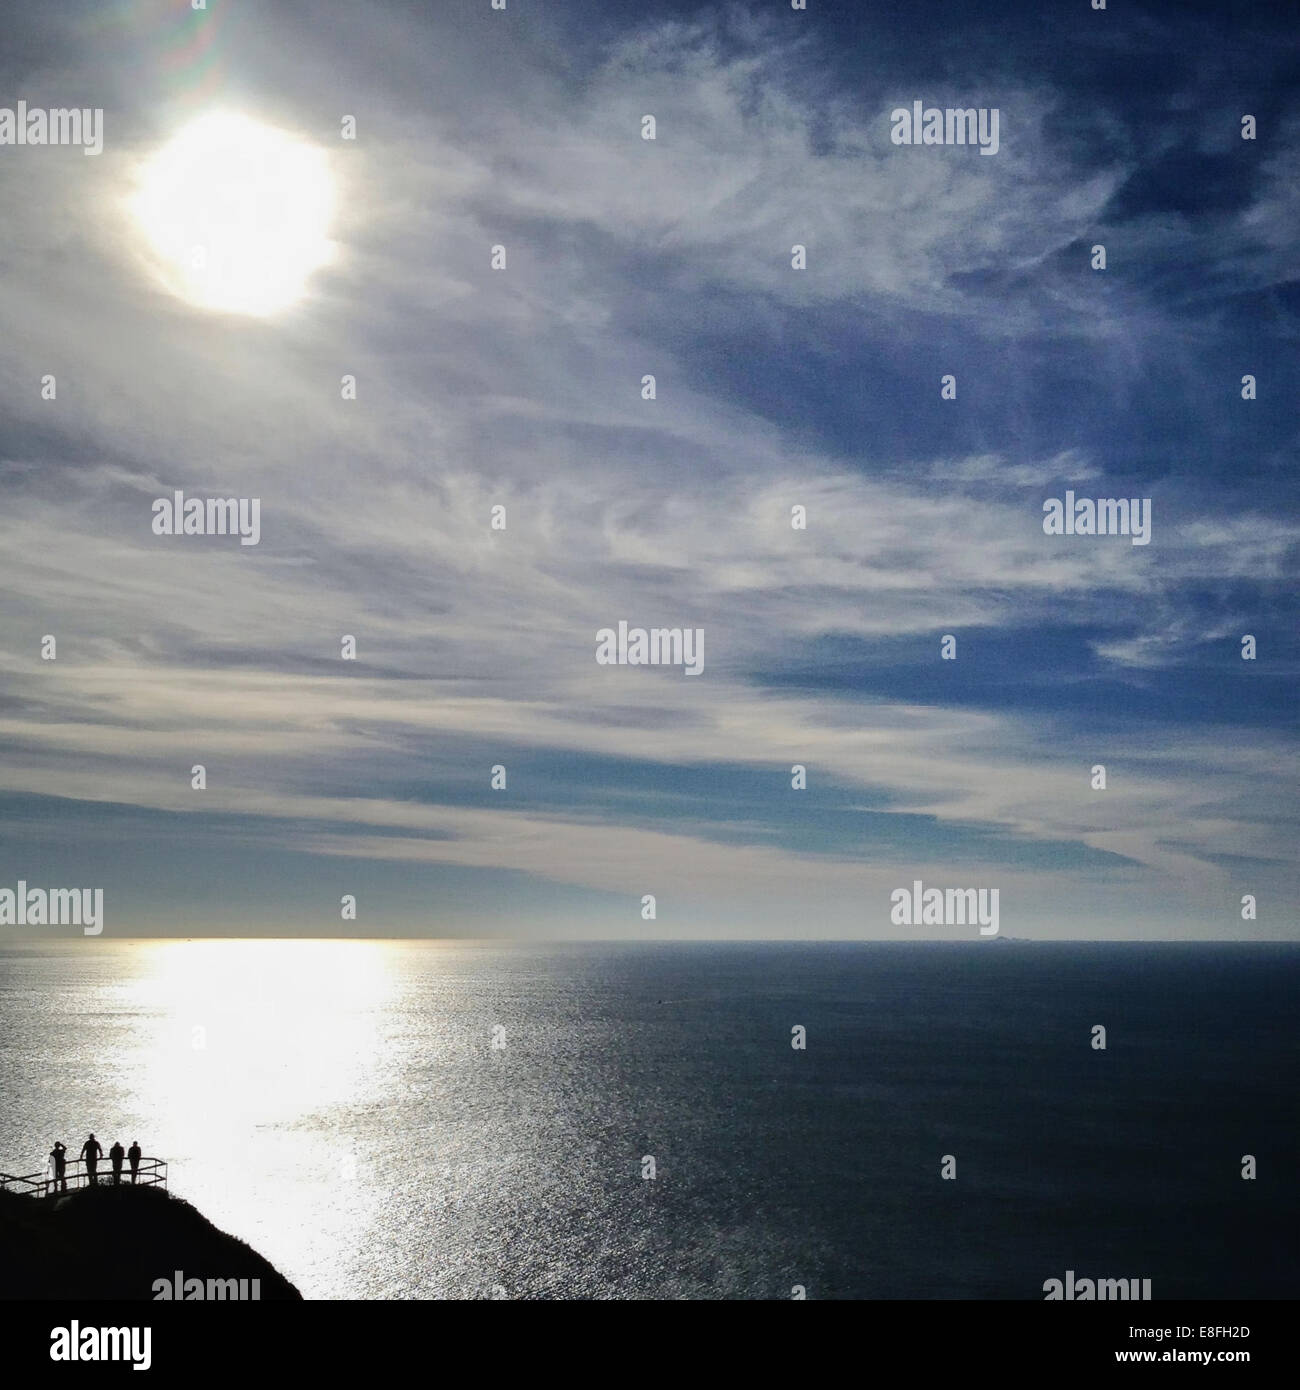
[0,1155,167,1197]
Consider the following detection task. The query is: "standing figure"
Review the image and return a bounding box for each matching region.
[49,1141,67,1194]
[109,1140,125,1186]
[80,1133,102,1186]
[127,1140,142,1183]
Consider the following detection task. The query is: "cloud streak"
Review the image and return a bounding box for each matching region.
[0,0,1295,939]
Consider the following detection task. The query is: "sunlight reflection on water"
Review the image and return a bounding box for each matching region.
[3,939,1297,1299]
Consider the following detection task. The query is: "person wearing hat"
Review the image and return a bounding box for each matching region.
[48,1140,67,1194]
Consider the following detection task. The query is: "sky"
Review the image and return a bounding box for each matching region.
[0,0,1296,940]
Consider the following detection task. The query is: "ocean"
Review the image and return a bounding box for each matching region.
[0,940,1295,1300]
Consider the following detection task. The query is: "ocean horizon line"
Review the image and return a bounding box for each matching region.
[3,935,1297,947]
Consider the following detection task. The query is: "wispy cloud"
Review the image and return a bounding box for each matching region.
[0,0,1295,938]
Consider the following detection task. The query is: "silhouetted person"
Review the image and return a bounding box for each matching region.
[109,1140,125,1185]
[80,1133,102,1186]
[48,1141,67,1195]
[128,1141,141,1183]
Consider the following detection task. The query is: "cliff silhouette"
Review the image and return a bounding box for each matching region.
[0,1184,302,1299]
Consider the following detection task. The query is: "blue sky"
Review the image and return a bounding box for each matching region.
[0,0,1296,938]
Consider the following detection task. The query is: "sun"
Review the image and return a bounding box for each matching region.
[131,112,336,316]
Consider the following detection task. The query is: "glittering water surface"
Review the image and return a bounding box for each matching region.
[1,940,1296,1299]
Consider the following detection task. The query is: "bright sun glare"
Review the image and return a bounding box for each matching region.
[132,112,335,316]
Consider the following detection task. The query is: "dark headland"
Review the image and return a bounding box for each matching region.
[0,1184,302,1300]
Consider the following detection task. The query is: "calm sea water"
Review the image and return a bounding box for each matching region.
[0,940,1295,1300]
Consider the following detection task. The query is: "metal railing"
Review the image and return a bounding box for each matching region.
[0,1155,167,1197]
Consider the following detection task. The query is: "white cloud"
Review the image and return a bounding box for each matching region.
[0,5,1294,938]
